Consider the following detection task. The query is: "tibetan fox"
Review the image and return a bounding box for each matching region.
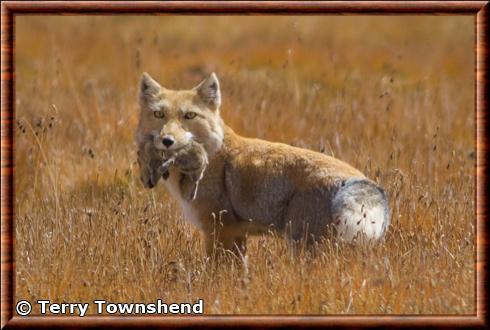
[135,72,389,256]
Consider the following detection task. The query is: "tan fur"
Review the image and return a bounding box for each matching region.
[136,72,389,256]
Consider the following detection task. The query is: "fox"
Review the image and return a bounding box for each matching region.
[135,72,390,256]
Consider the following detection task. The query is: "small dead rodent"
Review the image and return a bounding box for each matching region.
[160,141,208,201]
[137,138,167,188]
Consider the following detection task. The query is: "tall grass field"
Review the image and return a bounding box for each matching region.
[15,16,474,314]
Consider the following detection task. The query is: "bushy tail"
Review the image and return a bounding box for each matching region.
[331,179,390,242]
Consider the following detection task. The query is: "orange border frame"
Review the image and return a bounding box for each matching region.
[1,1,488,328]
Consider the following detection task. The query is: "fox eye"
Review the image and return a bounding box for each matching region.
[184,112,197,120]
[153,111,165,119]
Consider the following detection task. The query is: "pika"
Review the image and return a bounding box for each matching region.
[137,137,167,189]
[160,141,208,201]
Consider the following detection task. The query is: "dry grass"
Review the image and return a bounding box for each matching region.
[15,16,474,314]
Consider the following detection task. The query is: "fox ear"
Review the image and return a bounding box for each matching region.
[196,73,221,110]
[140,72,162,103]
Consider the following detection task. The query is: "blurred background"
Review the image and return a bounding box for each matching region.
[15,16,474,314]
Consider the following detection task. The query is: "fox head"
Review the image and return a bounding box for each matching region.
[137,72,224,157]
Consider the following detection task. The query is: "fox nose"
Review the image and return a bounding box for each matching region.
[162,136,174,147]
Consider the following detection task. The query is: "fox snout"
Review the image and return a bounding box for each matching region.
[153,130,194,151]
[161,135,175,147]
[153,134,173,150]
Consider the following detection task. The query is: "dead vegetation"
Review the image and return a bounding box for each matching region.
[15,16,474,314]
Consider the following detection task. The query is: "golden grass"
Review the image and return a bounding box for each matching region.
[15,16,474,314]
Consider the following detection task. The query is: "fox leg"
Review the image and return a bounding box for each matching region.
[203,229,247,260]
[228,236,247,259]
[203,232,216,258]
[283,188,334,251]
